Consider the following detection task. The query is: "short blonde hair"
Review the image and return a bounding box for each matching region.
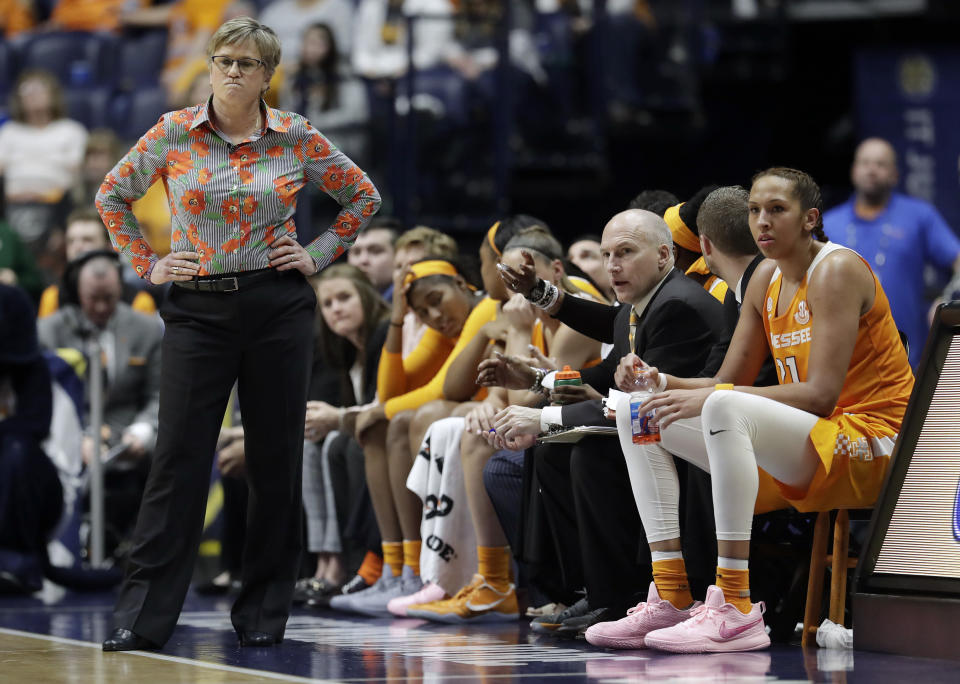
[206,16,282,73]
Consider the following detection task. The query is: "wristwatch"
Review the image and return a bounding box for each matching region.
[527,278,547,303]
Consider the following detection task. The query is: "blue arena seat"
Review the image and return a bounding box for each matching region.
[114,86,169,142]
[64,86,114,129]
[20,32,119,88]
[0,40,17,97]
[117,30,168,90]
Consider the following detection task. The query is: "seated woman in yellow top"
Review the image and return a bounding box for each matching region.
[399,225,609,622]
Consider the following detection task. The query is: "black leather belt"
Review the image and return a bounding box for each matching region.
[173,268,281,293]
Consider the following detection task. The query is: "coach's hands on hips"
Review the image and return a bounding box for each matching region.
[269,236,317,275]
[150,251,201,284]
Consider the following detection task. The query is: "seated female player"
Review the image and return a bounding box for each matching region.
[329,258,489,614]
[588,167,914,653]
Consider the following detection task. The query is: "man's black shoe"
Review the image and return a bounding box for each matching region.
[238,631,279,647]
[102,628,158,652]
[555,606,612,639]
[530,597,590,634]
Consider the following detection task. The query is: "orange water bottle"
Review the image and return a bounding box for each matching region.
[553,365,582,404]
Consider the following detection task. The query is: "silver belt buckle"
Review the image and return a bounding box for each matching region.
[223,277,239,293]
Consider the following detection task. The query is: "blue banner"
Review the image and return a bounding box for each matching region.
[855,48,960,233]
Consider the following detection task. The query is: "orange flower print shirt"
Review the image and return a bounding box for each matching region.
[96,99,381,278]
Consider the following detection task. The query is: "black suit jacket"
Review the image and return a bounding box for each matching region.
[553,269,728,426]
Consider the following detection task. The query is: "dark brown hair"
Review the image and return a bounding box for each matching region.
[312,264,389,403]
[751,167,827,241]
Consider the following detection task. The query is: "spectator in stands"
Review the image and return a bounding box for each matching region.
[352,0,455,80]
[0,0,34,37]
[0,70,87,270]
[260,0,355,65]
[824,137,960,368]
[37,209,157,319]
[0,283,61,596]
[37,254,162,563]
[282,22,370,165]
[47,0,146,32]
[348,217,399,297]
[0,220,44,303]
[97,16,380,652]
[443,0,545,88]
[37,254,162,467]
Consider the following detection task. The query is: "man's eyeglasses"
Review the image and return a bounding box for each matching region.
[211,55,265,76]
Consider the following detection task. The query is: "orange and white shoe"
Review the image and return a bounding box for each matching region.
[406,574,519,624]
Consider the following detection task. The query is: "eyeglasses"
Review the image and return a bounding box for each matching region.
[211,55,265,76]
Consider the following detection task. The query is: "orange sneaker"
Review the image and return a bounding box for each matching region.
[406,574,519,623]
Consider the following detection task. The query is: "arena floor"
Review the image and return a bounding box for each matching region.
[2,587,959,683]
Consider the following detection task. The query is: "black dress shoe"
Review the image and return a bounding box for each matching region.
[102,628,158,652]
[238,631,279,647]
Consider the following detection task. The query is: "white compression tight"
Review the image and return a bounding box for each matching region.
[615,390,822,542]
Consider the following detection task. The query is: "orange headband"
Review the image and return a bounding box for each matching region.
[486,221,502,257]
[664,203,701,254]
[403,260,460,288]
[685,256,711,276]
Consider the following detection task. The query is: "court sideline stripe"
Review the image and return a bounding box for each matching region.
[0,627,331,683]
[0,627,604,681]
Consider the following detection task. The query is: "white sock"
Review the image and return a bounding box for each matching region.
[651,550,684,562]
[718,556,749,571]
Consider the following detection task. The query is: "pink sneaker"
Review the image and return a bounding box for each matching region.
[643,585,770,654]
[387,581,447,617]
[584,582,701,649]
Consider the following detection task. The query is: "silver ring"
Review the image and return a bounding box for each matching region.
[173,266,179,274]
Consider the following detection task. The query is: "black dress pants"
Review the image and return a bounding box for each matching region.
[534,436,651,616]
[112,271,315,646]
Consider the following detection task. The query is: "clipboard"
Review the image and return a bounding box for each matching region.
[538,425,619,444]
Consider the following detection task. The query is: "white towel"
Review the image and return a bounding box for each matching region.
[406,416,477,595]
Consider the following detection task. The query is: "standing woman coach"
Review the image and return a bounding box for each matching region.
[96,17,380,651]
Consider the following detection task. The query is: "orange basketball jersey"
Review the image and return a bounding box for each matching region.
[762,243,914,511]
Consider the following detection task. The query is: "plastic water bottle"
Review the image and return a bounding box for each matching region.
[629,363,660,444]
[552,365,582,404]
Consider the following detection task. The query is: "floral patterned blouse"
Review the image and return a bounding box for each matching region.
[95,98,381,278]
